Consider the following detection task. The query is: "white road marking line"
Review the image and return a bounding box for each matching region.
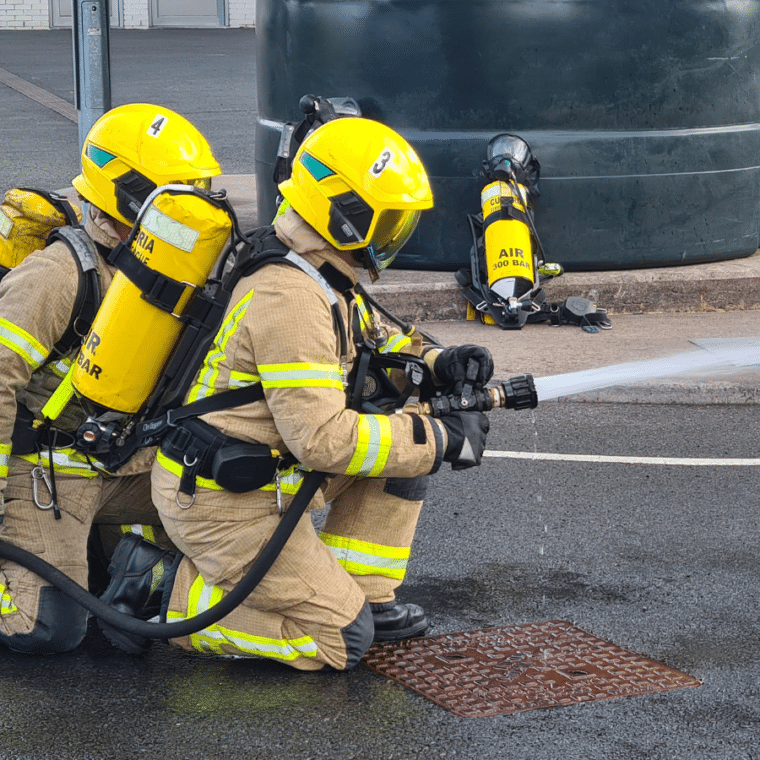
[484,450,760,466]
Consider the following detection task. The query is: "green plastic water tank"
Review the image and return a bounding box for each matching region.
[255,0,760,271]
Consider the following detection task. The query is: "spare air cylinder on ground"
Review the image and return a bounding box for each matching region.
[481,180,536,302]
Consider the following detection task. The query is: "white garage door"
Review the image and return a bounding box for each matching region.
[151,0,226,26]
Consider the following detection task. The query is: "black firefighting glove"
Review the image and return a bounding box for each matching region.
[440,411,490,470]
[433,345,495,394]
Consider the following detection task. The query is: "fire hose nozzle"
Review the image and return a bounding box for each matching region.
[403,374,538,417]
[496,374,538,411]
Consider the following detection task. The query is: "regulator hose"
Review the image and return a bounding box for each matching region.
[0,469,326,640]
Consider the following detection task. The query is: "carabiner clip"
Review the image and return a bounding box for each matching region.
[31,466,55,510]
[176,454,198,509]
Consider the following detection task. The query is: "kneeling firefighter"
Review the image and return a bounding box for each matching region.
[0,103,220,654]
[97,117,495,670]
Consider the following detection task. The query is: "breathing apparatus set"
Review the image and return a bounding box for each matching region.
[456,134,611,333]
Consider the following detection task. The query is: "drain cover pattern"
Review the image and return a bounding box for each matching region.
[363,621,700,718]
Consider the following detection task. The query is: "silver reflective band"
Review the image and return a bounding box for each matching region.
[327,545,407,572]
[0,208,13,239]
[142,204,200,253]
[480,183,502,204]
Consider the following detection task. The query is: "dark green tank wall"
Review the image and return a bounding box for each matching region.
[255,0,760,271]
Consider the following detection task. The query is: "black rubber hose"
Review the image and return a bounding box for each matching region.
[0,470,326,639]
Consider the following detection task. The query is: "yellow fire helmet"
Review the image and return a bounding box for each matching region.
[72,103,221,226]
[278,117,433,279]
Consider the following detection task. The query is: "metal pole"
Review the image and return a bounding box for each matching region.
[73,0,112,151]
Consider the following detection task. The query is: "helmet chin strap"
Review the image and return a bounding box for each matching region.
[353,246,380,282]
[340,248,380,282]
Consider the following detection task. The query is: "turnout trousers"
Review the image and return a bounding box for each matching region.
[152,460,428,671]
[0,459,170,654]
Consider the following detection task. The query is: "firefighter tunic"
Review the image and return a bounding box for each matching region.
[152,209,446,669]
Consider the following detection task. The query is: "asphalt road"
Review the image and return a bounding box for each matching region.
[0,401,757,760]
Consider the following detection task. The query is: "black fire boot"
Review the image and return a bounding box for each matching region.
[370,601,429,642]
[98,532,178,655]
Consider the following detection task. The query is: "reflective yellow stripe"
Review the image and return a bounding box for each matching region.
[381,333,411,354]
[345,414,392,477]
[356,296,372,332]
[228,370,260,388]
[0,583,18,615]
[260,465,305,495]
[156,449,224,490]
[0,443,10,479]
[258,362,343,391]
[0,317,47,369]
[171,575,318,659]
[320,532,409,580]
[188,290,254,403]
[45,357,73,380]
[121,525,156,543]
[15,448,101,477]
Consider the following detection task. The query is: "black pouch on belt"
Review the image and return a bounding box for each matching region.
[11,403,38,455]
[211,442,278,493]
[11,403,77,455]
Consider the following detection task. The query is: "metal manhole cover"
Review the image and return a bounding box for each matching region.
[362,621,700,718]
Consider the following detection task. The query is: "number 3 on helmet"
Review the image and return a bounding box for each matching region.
[278,117,434,280]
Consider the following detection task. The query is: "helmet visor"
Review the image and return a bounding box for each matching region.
[179,177,213,191]
[368,208,421,270]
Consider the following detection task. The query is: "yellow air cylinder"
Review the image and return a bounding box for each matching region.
[481,180,535,301]
[0,189,81,269]
[71,190,231,415]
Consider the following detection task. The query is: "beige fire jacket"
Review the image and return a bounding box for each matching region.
[177,209,446,485]
[0,207,151,509]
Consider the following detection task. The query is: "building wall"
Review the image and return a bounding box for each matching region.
[1,0,50,28]
[0,1,256,29]
[122,0,149,28]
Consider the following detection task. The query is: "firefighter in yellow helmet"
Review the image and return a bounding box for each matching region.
[98,117,493,668]
[0,103,220,654]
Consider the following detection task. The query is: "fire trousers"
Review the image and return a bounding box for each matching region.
[0,459,170,654]
[151,460,428,671]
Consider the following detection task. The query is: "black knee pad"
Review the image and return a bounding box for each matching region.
[4,586,88,655]
[340,601,374,670]
[384,475,430,502]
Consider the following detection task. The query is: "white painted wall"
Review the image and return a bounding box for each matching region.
[0,0,256,29]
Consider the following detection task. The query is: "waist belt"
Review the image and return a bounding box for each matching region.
[161,418,295,503]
